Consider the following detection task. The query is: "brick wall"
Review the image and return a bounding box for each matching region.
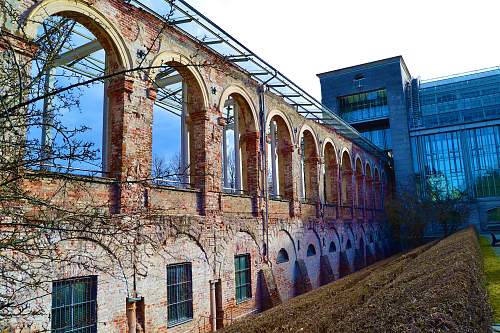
[5,1,394,332]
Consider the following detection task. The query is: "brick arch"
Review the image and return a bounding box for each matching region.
[269,229,298,301]
[340,149,353,205]
[354,157,363,207]
[299,128,320,202]
[266,110,294,144]
[220,87,260,194]
[25,0,132,71]
[323,141,339,205]
[365,163,374,209]
[297,124,320,158]
[219,85,258,132]
[266,110,295,200]
[150,51,209,110]
[149,51,210,189]
[374,168,382,209]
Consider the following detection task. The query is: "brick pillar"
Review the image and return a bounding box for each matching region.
[304,156,319,203]
[241,131,260,196]
[279,143,299,217]
[107,75,154,213]
[366,178,373,209]
[374,181,382,209]
[190,107,222,215]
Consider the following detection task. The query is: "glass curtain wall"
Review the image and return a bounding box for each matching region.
[411,125,500,198]
[416,70,500,129]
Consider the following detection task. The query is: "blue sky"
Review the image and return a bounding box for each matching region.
[36,1,500,173]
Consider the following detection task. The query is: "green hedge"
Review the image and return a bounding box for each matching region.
[222,228,492,333]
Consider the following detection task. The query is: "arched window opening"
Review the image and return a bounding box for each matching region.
[365,164,373,209]
[323,142,338,204]
[346,239,352,250]
[355,158,364,207]
[267,115,293,200]
[152,67,188,187]
[374,169,381,209]
[329,241,336,253]
[151,59,205,189]
[300,130,319,203]
[221,94,257,194]
[27,16,111,176]
[276,248,289,264]
[341,151,353,205]
[306,244,317,257]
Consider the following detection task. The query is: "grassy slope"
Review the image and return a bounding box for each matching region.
[222,228,492,333]
[480,236,500,322]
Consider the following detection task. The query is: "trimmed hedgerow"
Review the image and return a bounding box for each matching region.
[222,227,492,333]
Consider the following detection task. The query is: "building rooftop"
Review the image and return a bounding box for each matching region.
[316,55,411,78]
[420,66,500,88]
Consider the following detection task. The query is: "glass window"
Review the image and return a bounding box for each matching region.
[306,244,316,257]
[234,254,252,303]
[276,248,289,264]
[338,88,389,122]
[328,242,336,253]
[167,263,193,326]
[51,276,97,333]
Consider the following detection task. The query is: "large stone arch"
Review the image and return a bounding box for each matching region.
[150,50,210,109]
[265,109,294,145]
[340,149,353,206]
[297,124,320,158]
[219,85,259,132]
[25,0,132,71]
[298,125,320,202]
[302,228,322,288]
[219,85,260,194]
[266,110,295,200]
[323,139,339,205]
[269,229,297,301]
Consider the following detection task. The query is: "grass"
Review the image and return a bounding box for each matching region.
[221,228,492,333]
[480,236,500,322]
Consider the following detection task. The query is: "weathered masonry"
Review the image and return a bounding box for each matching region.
[2,0,392,332]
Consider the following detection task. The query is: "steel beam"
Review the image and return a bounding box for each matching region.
[54,40,102,67]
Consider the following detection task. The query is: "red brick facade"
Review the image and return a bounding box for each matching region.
[5,1,393,332]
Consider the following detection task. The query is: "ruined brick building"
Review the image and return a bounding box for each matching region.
[1,0,392,332]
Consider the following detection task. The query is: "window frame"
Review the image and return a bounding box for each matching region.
[166,262,193,327]
[234,254,252,303]
[51,275,98,333]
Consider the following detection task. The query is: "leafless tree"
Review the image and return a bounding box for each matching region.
[0,1,225,329]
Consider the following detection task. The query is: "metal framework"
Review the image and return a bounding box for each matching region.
[126,0,386,159]
[39,1,387,160]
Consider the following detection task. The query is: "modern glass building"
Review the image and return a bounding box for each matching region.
[318,57,500,231]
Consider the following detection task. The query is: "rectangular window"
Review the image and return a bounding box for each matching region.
[338,88,389,122]
[167,263,193,327]
[51,276,97,333]
[234,254,252,303]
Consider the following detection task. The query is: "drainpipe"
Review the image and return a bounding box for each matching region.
[210,281,217,331]
[258,72,276,261]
